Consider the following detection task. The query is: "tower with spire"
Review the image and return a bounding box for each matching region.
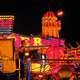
[42,11,61,38]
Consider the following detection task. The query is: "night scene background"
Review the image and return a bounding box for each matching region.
[0,0,80,48]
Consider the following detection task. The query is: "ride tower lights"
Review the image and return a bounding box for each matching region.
[42,11,61,38]
[41,11,66,68]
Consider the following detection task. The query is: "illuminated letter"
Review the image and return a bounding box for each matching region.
[24,38,30,47]
[34,37,42,46]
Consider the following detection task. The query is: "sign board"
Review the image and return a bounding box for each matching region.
[0,39,14,59]
[21,37,65,47]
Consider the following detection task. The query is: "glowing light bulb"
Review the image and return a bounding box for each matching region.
[57,10,64,17]
[38,74,43,78]
[25,52,29,56]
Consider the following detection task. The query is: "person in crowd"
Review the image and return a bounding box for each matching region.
[18,46,25,80]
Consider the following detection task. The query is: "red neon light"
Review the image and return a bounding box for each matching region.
[43,11,56,17]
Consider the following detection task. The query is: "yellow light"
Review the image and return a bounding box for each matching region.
[34,37,42,46]
[30,63,50,72]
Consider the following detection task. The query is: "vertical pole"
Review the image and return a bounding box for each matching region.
[19,58,21,80]
[26,58,30,80]
[41,55,45,72]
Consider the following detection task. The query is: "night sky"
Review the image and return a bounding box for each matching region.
[0,0,80,47]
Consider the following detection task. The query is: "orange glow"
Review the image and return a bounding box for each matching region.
[0,39,14,59]
[42,11,61,37]
[0,39,16,73]
[2,60,16,73]
[42,48,47,54]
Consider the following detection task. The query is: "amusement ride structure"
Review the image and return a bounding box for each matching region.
[0,11,80,80]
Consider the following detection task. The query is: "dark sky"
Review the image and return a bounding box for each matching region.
[0,0,80,47]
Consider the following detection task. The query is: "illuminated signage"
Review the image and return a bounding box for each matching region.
[0,15,14,34]
[0,39,14,59]
[21,37,64,47]
[30,63,50,72]
[0,15,14,27]
[0,39,16,73]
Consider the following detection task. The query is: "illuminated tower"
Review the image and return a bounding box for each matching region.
[42,11,61,38]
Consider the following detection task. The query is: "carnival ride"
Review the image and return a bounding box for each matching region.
[0,11,80,80]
